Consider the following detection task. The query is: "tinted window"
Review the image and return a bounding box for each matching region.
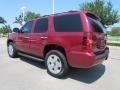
[54,14,83,32]
[34,18,48,33]
[21,21,33,33]
[89,17,105,33]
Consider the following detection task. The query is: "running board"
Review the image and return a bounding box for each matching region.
[18,52,44,62]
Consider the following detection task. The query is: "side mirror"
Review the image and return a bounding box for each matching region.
[13,28,20,33]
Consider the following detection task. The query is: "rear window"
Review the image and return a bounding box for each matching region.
[89,17,105,33]
[54,14,83,32]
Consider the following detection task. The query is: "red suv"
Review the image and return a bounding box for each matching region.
[7,11,109,78]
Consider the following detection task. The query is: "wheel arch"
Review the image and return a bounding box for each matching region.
[43,44,67,59]
[7,39,14,46]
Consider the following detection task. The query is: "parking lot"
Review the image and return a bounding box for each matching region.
[0,37,120,90]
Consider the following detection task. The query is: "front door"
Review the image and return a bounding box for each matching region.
[16,21,33,53]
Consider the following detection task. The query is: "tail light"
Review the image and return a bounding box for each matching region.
[82,33,93,50]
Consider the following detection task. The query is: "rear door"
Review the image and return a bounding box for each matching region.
[89,17,107,52]
[29,18,48,57]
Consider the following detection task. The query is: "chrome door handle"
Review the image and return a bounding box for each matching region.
[40,36,48,39]
[24,37,30,39]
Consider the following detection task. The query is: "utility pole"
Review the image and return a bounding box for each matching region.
[53,0,55,14]
[20,6,26,25]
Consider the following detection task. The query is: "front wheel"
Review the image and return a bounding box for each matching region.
[45,50,69,78]
[7,42,17,58]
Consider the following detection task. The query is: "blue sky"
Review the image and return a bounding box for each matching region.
[0,0,120,28]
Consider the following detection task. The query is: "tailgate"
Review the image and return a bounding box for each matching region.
[92,32,107,52]
[89,17,107,53]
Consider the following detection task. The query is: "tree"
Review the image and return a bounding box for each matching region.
[14,11,41,25]
[0,16,7,26]
[110,27,120,36]
[14,15,23,26]
[0,16,10,35]
[24,11,41,22]
[79,0,120,26]
[106,31,111,35]
[0,25,11,34]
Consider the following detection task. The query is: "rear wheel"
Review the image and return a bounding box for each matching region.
[45,50,69,78]
[7,42,17,58]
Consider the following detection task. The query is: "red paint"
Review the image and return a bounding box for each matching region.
[7,11,109,68]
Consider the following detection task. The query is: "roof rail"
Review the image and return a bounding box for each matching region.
[43,10,79,17]
[68,10,78,12]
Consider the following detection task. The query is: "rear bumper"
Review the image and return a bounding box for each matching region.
[96,49,109,60]
[68,47,109,68]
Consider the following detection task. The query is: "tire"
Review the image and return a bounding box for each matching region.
[7,42,18,58]
[45,50,69,78]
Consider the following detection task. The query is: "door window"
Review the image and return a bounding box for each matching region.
[21,21,33,33]
[34,18,48,33]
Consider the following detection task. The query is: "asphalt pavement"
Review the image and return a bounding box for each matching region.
[0,37,120,90]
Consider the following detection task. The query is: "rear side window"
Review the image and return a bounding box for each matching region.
[54,14,83,32]
[34,18,48,33]
[89,17,105,33]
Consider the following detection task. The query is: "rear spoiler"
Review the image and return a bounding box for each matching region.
[84,11,101,21]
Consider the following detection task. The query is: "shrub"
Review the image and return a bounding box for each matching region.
[0,25,11,34]
[110,27,120,36]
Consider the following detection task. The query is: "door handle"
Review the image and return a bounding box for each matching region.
[24,37,30,39]
[40,36,48,39]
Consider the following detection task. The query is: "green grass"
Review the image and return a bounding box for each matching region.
[107,36,120,46]
[107,42,120,46]
[108,36,120,42]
